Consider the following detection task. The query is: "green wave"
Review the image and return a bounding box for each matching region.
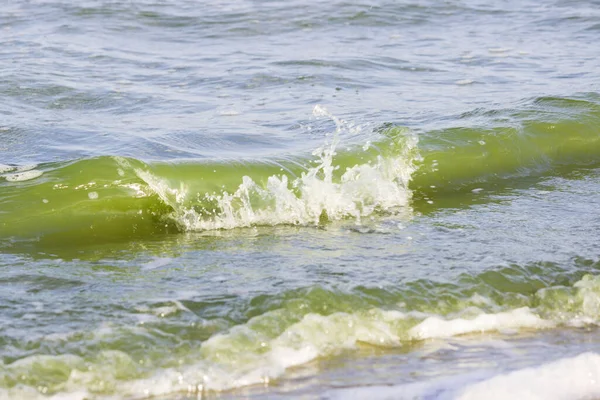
[2,258,600,398]
[412,96,600,197]
[0,131,416,244]
[1,96,600,243]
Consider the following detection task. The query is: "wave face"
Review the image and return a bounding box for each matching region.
[1,97,600,245]
[0,106,417,246]
[412,96,600,195]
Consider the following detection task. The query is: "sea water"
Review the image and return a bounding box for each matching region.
[1,0,600,399]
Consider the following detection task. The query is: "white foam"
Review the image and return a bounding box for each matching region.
[409,307,553,340]
[3,170,43,181]
[488,47,511,53]
[14,164,38,172]
[456,79,474,85]
[42,291,596,396]
[6,274,600,398]
[328,352,600,400]
[182,151,412,231]
[458,352,600,400]
[122,309,410,393]
[0,164,15,173]
[136,105,418,231]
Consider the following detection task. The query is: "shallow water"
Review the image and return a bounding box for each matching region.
[2,0,600,399]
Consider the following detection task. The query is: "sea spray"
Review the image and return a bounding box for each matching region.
[134,105,419,231]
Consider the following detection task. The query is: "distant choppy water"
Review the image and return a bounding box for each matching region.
[2,1,600,399]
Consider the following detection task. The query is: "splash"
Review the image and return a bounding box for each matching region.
[136,105,418,231]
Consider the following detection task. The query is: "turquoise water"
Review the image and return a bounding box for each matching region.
[2,1,600,399]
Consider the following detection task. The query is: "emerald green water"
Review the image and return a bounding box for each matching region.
[2,1,600,399]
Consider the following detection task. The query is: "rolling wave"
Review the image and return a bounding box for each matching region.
[2,259,600,398]
[1,98,599,244]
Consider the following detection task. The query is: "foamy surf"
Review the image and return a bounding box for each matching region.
[0,164,43,182]
[4,274,600,399]
[457,352,600,400]
[328,352,600,400]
